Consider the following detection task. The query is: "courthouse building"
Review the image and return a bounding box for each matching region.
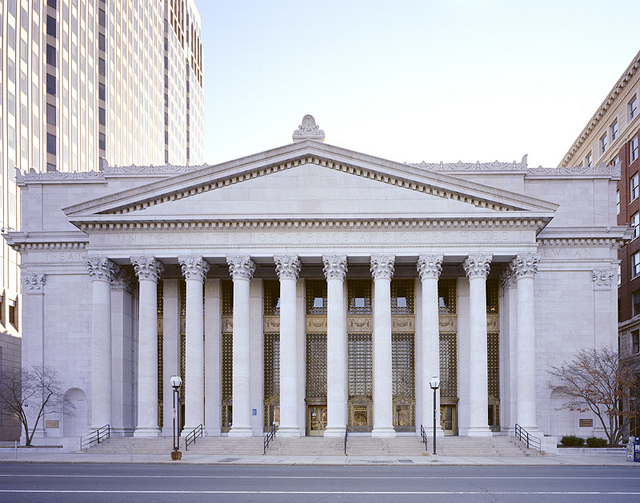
[6,116,626,442]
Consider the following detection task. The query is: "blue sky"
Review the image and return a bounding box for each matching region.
[197,0,640,167]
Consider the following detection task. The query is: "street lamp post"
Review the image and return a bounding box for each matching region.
[170,375,182,460]
[429,376,440,456]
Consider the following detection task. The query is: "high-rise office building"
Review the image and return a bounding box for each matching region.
[0,0,203,440]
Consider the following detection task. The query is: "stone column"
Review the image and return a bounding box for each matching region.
[275,255,302,436]
[204,279,222,436]
[86,258,118,430]
[323,255,348,437]
[417,254,444,436]
[161,279,180,437]
[499,268,517,434]
[371,255,396,437]
[227,256,255,437]
[463,254,492,436]
[510,254,540,432]
[179,257,210,432]
[131,256,164,437]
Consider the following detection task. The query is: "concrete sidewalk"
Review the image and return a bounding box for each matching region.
[0,449,634,466]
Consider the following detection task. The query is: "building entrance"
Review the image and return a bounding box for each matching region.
[440,404,457,435]
[307,405,327,435]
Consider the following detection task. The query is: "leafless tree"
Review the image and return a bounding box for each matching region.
[549,345,640,446]
[0,365,73,446]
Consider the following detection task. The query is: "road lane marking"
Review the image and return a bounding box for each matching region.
[1,490,640,495]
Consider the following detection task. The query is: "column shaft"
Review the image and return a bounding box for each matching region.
[464,255,492,437]
[371,256,396,437]
[323,255,347,437]
[227,257,255,437]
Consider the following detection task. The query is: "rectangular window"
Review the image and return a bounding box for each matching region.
[98,8,106,28]
[585,153,593,167]
[47,0,57,8]
[46,133,56,155]
[46,104,56,126]
[99,132,106,151]
[46,15,56,38]
[601,134,608,153]
[98,58,105,77]
[634,292,640,317]
[617,190,621,215]
[633,212,639,239]
[613,156,620,168]
[98,82,105,101]
[46,44,56,67]
[611,120,619,141]
[46,74,56,95]
[98,33,105,51]
[99,107,105,126]
[631,173,639,201]
[630,96,638,120]
[632,137,639,162]
[633,330,640,353]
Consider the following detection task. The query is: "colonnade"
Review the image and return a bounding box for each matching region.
[85,252,540,437]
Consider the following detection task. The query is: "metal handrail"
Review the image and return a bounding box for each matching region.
[263,424,276,454]
[419,424,429,451]
[514,423,541,451]
[184,424,204,451]
[343,426,348,455]
[80,424,110,451]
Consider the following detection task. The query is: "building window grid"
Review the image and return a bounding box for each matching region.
[611,120,619,141]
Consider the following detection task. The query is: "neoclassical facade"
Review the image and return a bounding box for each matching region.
[7,117,627,443]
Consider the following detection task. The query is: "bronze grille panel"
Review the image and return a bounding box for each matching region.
[487,278,500,314]
[263,333,280,427]
[306,279,327,315]
[392,333,415,398]
[348,333,372,398]
[438,279,457,314]
[439,332,458,398]
[391,279,414,315]
[306,333,327,401]
[221,280,233,316]
[348,280,372,315]
[488,331,500,430]
[222,332,233,430]
[263,280,280,316]
[157,327,163,428]
[157,280,164,316]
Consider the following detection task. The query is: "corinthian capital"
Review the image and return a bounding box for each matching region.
[274,255,301,280]
[417,254,443,281]
[370,255,395,280]
[179,256,210,282]
[23,273,46,294]
[323,255,348,281]
[510,254,540,279]
[227,256,255,281]
[130,257,164,282]
[86,257,119,282]
[463,254,491,280]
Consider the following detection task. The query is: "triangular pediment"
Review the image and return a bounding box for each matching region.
[64,141,558,225]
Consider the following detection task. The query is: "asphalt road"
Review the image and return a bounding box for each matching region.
[0,463,639,502]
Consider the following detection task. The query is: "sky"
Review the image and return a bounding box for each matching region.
[196,0,640,168]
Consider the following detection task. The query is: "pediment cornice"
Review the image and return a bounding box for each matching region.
[63,141,558,221]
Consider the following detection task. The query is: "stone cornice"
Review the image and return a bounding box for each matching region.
[102,164,209,176]
[538,237,623,247]
[16,169,106,186]
[75,217,550,233]
[560,50,640,167]
[409,156,528,172]
[526,165,621,178]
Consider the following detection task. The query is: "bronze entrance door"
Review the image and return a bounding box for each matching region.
[440,404,457,435]
[307,405,327,436]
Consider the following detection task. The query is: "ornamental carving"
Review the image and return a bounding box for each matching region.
[409,155,527,172]
[306,316,328,333]
[222,317,233,332]
[463,255,491,280]
[527,165,620,177]
[179,256,210,282]
[439,315,457,331]
[130,257,164,282]
[292,114,325,141]
[510,254,540,279]
[500,268,515,290]
[227,256,255,281]
[392,316,414,332]
[274,256,301,280]
[487,315,500,331]
[23,273,46,294]
[323,255,348,280]
[591,268,617,289]
[348,317,372,332]
[264,316,280,333]
[417,255,443,280]
[86,257,119,282]
[370,255,395,280]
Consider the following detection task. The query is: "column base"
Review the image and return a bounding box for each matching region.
[134,426,161,437]
[466,426,493,437]
[228,426,253,437]
[277,426,302,437]
[371,426,396,438]
[324,426,346,437]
